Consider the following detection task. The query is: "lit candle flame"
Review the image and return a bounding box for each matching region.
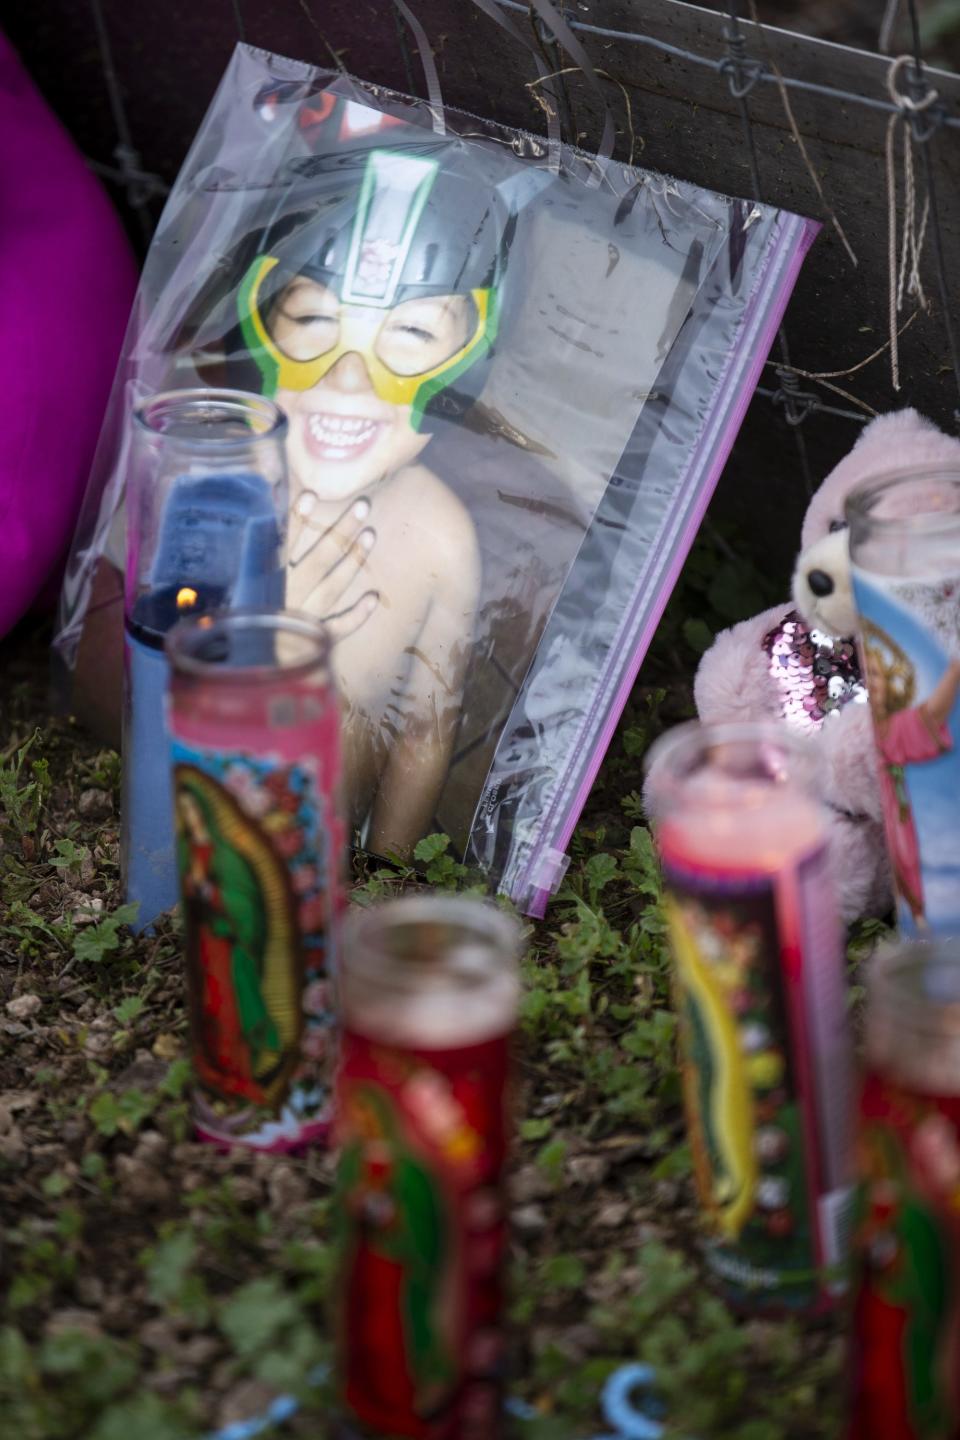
[176,587,199,611]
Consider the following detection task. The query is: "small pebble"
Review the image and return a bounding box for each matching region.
[146,1367,194,1396]
[5,994,41,1020]
[44,1308,103,1339]
[267,1162,308,1213]
[74,1275,105,1307]
[217,1379,277,1428]
[115,1153,173,1207]
[178,1333,221,1368]
[78,788,113,818]
[70,895,104,925]
[556,1322,602,1360]
[597,1200,630,1228]
[512,1203,548,1235]
[151,1033,181,1060]
[0,1126,26,1166]
[509,1164,553,1204]
[654,1178,681,1208]
[228,1175,264,1207]
[566,1154,609,1187]
[140,1317,180,1353]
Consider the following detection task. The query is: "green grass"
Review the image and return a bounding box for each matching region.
[0,525,873,1438]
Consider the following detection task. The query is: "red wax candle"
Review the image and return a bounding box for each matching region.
[332,896,521,1440]
[849,940,960,1439]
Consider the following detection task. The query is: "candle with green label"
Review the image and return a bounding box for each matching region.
[645,720,854,1312]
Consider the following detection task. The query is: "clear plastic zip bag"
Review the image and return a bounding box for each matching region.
[55,43,816,913]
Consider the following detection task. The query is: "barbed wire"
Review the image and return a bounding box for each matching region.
[712,1,812,488]
[87,0,168,240]
[494,0,958,434]
[489,0,960,131]
[901,0,960,422]
[84,0,959,439]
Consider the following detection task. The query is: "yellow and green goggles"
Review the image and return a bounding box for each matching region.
[237,254,498,430]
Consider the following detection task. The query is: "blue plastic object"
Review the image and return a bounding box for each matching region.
[588,1363,668,1440]
[123,470,283,930]
[203,1361,682,1440]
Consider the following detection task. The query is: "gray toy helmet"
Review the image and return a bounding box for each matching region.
[236,94,518,429]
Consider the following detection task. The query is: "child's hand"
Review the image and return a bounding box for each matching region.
[288,494,379,639]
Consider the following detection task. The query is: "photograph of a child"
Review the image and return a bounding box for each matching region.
[61,57,803,893]
[236,143,500,858]
[144,90,703,862]
[856,586,960,931]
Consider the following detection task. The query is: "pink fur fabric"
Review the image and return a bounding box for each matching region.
[689,410,960,923]
[801,408,960,548]
[694,606,891,922]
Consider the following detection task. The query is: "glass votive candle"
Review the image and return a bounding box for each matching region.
[165,608,341,1152]
[123,388,288,930]
[332,895,522,1439]
[847,467,960,935]
[848,937,960,1438]
[645,720,854,1313]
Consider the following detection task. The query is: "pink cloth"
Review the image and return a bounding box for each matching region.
[0,31,137,636]
[877,707,952,918]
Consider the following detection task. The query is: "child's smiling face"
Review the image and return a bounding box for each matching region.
[270,278,474,503]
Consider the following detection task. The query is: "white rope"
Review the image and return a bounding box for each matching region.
[879,0,902,53]
[884,54,938,391]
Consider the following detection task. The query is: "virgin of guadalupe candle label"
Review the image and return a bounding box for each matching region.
[850,1072,960,1438]
[172,741,336,1150]
[850,569,960,934]
[662,847,853,1310]
[335,1030,509,1440]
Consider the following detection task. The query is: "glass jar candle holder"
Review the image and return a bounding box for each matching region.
[847,468,960,935]
[332,895,522,1440]
[123,388,288,930]
[848,937,960,1438]
[644,720,854,1313]
[166,608,341,1152]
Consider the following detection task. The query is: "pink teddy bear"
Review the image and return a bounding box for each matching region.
[695,409,960,923]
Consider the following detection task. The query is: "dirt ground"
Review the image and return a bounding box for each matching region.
[0,512,867,1440]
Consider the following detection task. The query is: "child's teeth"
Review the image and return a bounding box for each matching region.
[308,416,377,448]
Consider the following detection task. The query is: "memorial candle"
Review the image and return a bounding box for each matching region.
[846,466,960,936]
[644,720,854,1312]
[122,390,287,929]
[848,938,960,1438]
[166,609,342,1151]
[332,896,522,1440]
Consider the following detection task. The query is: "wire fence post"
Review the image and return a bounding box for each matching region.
[88,0,167,245]
[721,0,815,494]
[76,0,960,439]
[902,0,960,427]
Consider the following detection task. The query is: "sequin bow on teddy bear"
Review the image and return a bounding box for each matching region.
[694,409,960,924]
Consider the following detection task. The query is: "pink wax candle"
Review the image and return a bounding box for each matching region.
[644,721,854,1312]
[165,609,343,1152]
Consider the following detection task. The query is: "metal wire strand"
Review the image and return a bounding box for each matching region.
[88,0,166,242]
[493,0,958,436]
[722,1,814,492]
[394,0,446,133]
[902,0,960,424]
[487,0,960,131]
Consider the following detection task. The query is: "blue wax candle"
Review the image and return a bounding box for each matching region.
[123,471,284,929]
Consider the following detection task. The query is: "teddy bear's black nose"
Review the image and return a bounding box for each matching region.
[807,569,834,597]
